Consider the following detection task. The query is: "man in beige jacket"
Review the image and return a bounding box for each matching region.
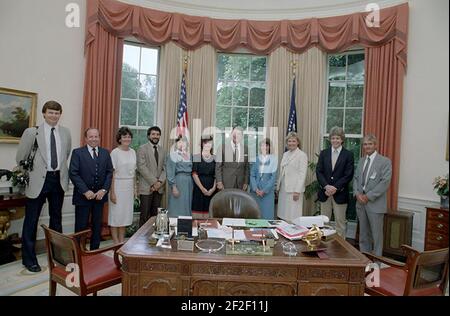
[137,126,166,227]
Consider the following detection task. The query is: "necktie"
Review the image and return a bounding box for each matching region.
[154,145,159,166]
[331,149,338,170]
[50,127,58,170]
[233,145,237,162]
[92,147,98,160]
[362,157,371,188]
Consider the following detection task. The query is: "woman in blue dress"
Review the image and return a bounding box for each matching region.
[250,138,278,220]
[166,136,193,217]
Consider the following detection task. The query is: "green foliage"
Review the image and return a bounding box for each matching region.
[304,154,320,201]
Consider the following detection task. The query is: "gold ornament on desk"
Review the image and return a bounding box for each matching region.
[301,224,323,251]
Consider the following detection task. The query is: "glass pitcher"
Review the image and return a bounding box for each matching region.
[155,208,169,237]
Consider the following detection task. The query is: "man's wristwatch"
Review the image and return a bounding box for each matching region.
[101,189,107,193]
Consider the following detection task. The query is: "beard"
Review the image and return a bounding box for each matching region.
[149,138,159,145]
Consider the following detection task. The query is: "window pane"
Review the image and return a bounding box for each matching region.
[250,57,266,81]
[326,109,344,132]
[345,137,362,162]
[140,48,158,75]
[216,106,231,129]
[139,75,157,101]
[248,108,264,129]
[329,55,346,81]
[138,101,154,126]
[328,82,345,108]
[120,100,137,126]
[347,54,365,81]
[217,82,233,106]
[232,107,248,129]
[233,85,249,107]
[249,87,265,107]
[130,129,148,151]
[345,109,362,134]
[123,45,140,72]
[218,55,232,80]
[346,83,364,108]
[121,72,139,99]
[233,56,250,81]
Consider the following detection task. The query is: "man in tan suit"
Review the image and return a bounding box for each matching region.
[137,126,166,227]
[16,101,71,272]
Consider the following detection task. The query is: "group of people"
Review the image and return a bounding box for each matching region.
[16,101,391,273]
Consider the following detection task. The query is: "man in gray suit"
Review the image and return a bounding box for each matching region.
[353,134,392,256]
[137,126,166,227]
[215,126,249,191]
[16,101,72,272]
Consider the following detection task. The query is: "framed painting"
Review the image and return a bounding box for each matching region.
[0,87,37,143]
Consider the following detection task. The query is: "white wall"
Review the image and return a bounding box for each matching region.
[0,0,86,237]
[0,0,448,245]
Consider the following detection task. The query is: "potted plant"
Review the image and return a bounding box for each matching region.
[305,155,321,215]
[433,174,449,209]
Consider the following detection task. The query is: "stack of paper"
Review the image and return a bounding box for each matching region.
[276,222,309,240]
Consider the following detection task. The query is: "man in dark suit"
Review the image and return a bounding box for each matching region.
[69,128,113,250]
[16,101,72,272]
[316,127,354,238]
[215,126,249,191]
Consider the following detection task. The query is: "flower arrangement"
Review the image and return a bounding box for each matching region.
[10,166,29,187]
[432,174,449,197]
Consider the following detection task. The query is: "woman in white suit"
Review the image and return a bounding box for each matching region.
[277,132,308,222]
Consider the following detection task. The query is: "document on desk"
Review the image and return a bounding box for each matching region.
[222,218,246,227]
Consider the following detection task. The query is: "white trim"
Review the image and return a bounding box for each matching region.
[120,0,407,20]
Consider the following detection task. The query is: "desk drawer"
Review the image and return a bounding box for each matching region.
[427,219,449,234]
[427,210,449,222]
[426,231,449,250]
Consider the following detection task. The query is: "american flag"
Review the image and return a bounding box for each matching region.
[286,77,297,135]
[176,73,188,136]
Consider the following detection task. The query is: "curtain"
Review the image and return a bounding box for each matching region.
[82,24,123,149]
[86,0,408,66]
[364,41,406,211]
[267,47,327,215]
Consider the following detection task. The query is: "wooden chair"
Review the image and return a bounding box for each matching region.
[41,224,123,296]
[209,189,261,219]
[363,245,449,296]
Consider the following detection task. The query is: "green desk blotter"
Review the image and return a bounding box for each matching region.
[226,242,273,256]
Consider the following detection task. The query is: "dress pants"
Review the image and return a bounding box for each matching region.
[139,193,162,227]
[356,204,385,256]
[75,202,104,250]
[320,197,347,238]
[22,171,64,267]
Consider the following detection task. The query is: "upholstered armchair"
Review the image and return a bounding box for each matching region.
[209,189,261,219]
[41,225,123,296]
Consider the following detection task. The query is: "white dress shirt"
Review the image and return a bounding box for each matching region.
[362,151,377,190]
[44,122,61,171]
[230,140,240,163]
[331,145,342,170]
[87,144,99,159]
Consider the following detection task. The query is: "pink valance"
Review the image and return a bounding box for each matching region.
[86,0,408,67]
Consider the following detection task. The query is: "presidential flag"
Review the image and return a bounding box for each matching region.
[286,77,297,134]
[176,73,188,136]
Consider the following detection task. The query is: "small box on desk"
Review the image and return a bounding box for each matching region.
[177,238,195,251]
[177,216,193,238]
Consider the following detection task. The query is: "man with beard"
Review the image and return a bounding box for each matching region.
[137,126,166,227]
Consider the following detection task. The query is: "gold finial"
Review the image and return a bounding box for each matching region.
[183,55,189,74]
[290,60,297,79]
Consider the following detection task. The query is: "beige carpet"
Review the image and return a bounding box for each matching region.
[0,241,121,296]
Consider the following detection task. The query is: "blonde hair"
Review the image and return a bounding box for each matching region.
[329,126,345,142]
[285,132,301,148]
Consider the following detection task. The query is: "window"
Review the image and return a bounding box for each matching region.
[323,51,365,220]
[215,53,267,155]
[120,43,159,149]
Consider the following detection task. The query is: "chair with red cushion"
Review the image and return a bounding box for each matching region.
[364,245,449,296]
[41,224,123,296]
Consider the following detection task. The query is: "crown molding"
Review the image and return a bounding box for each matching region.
[119,0,408,20]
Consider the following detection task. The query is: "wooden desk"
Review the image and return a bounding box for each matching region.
[119,220,370,296]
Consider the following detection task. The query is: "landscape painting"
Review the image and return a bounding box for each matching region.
[0,87,37,143]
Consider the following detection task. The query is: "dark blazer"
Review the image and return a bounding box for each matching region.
[69,146,113,206]
[215,142,249,189]
[316,147,354,204]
